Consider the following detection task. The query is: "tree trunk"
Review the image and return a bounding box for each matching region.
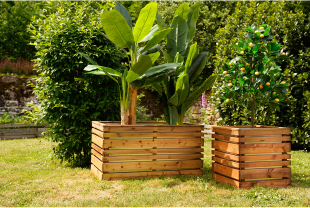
[251,94,254,128]
[128,85,137,125]
[121,105,128,125]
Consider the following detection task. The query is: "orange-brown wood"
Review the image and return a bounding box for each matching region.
[239,154,291,161]
[101,148,204,155]
[91,149,103,161]
[91,143,104,155]
[212,150,240,162]
[240,143,291,154]
[92,134,103,147]
[240,167,291,180]
[212,162,239,180]
[102,154,203,162]
[101,132,204,138]
[212,140,240,154]
[212,156,240,168]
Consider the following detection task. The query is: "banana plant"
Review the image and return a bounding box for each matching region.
[79,2,179,125]
[132,3,217,125]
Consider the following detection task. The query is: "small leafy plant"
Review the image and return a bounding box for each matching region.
[220,24,289,127]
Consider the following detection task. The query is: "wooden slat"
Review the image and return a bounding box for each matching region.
[91,164,103,180]
[102,160,203,172]
[101,132,204,138]
[212,126,291,136]
[102,148,204,155]
[102,138,203,148]
[240,143,291,154]
[212,134,240,143]
[92,128,104,138]
[212,150,240,162]
[240,136,290,143]
[100,169,202,180]
[91,155,103,172]
[239,161,291,168]
[92,122,104,131]
[0,123,48,128]
[212,172,291,189]
[0,134,38,140]
[212,156,240,168]
[91,143,104,155]
[0,131,40,136]
[0,128,39,133]
[240,167,291,180]
[239,154,291,161]
[212,140,240,154]
[97,126,203,132]
[103,154,203,162]
[212,162,239,180]
[91,149,104,161]
[212,172,241,188]
[92,134,103,147]
[239,178,291,189]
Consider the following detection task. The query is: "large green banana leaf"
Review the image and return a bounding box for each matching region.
[184,43,198,73]
[175,74,189,106]
[173,2,190,19]
[181,75,217,115]
[83,65,122,77]
[188,52,209,83]
[168,92,178,106]
[140,28,172,53]
[133,2,157,43]
[101,10,134,49]
[115,2,132,29]
[148,52,160,64]
[140,45,162,55]
[156,12,168,31]
[162,51,173,63]
[167,16,189,59]
[139,25,159,43]
[187,4,200,43]
[126,55,153,83]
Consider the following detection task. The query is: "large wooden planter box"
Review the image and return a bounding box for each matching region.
[211,125,291,189]
[91,121,204,180]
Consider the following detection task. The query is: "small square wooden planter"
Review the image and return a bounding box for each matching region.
[91,121,204,180]
[211,125,291,189]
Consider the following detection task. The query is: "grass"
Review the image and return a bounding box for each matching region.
[0,138,309,207]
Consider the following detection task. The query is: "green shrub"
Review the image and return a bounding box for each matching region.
[0,112,33,124]
[29,1,125,167]
[211,1,310,150]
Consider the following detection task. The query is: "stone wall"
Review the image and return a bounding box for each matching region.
[0,75,38,115]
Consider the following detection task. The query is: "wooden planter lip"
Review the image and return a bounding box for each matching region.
[212,125,291,136]
[92,121,203,127]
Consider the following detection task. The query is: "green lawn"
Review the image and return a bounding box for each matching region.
[0,138,309,207]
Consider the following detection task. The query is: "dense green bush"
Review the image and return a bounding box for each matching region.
[211,1,310,150]
[0,1,44,60]
[29,1,125,166]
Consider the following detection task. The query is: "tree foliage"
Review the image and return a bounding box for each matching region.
[29,1,125,166]
[212,1,310,150]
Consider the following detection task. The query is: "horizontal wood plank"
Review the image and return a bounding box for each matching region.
[103,154,203,162]
[0,123,48,128]
[102,138,203,148]
[100,169,203,180]
[212,156,240,168]
[212,140,239,154]
[239,178,291,189]
[91,164,103,180]
[91,143,104,155]
[212,150,240,162]
[102,148,204,155]
[212,162,239,180]
[92,134,103,147]
[212,126,291,136]
[240,167,291,179]
[101,132,203,138]
[239,161,291,168]
[240,143,291,154]
[239,154,291,161]
[0,134,39,140]
[101,160,203,172]
[212,172,241,188]
[91,149,104,161]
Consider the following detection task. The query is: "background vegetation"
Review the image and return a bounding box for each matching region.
[28,1,125,167]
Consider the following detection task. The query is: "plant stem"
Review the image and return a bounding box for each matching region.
[176,115,184,125]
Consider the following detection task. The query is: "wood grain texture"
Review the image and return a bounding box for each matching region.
[102,154,203,162]
[240,167,291,179]
[240,143,291,154]
[212,162,239,180]
[101,132,204,138]
[212,140,240,154]
[101,148,204,155]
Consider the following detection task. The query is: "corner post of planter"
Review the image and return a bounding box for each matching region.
[239,133,245,183]
[128,85,138,125]
[282,133,289,180]
[152,130,157,171]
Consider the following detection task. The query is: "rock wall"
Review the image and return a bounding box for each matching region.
[0,75,38,115]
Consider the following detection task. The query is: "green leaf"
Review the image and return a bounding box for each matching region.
[264,25,271,36]
[139,25,159,43]
[101,10,134,49]
[163,50,173,63]
[187,3,200,42]
[238,77,244,85]
[78,52,98,65]
[156,11,168,30]
[174,3,190,19]
[126,55,152,83]
[184,42,197,73]
[176,74,189,106]
[83,65,122,77]
[167,16,189,59]
[188,52,208,83]
[85,70,119,84]
[168,92,179,106]
[140,28,172,53]
[115,2,132,29]
[169,105,178,125]
[133,2,157,42]
[181,75,217,115]
[151,83,163,95]
[140,45,162,55]
[174,52,184,63]
[148,52,160,64]
[246,28,255,33]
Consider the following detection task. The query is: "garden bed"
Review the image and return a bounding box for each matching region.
[212,125,291,189]
[91,121,204,180]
